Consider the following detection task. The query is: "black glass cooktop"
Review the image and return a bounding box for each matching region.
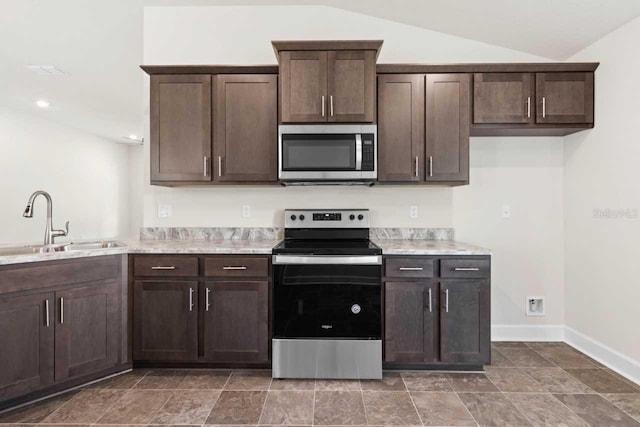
[272,239,382,255]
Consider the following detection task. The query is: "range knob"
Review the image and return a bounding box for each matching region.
[358,214,364,220]
[290,214,297,221]
[299,214,305,221]
[349,214,355,220]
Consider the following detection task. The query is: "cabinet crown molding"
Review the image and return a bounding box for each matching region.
[271,39,384,62]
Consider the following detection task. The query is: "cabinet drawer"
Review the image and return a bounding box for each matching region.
[440,258,490,278]
[204,257,269,278]
[385,258,435,278]
[133,256,199,277]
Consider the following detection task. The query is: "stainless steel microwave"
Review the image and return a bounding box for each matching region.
[278,125,377,182]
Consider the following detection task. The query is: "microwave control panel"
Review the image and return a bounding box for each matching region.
[361,134,375,171]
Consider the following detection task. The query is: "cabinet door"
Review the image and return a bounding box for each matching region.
[214,75,277,182]
[133,281,198,361]
[203,281,269,363]
[536,72,594,124]
[150,75,212,182]
[280,51,328,123]
[327,50,376,122]
[55,282,119,381]
[384,282,438,363]
[474,73,533,124]
[425,74,470,183]
[0,292,54,401]
[440,280,490,364]
[377,74,425,182]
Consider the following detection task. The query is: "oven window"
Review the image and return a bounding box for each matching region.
[282,134,356,171]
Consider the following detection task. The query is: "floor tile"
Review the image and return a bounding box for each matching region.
[410,392,476,426]
[526,342,573,349]
[258,391,314,425]
[87,370,148,390]
[603,393,640,422]
[314,379,361,391]
[313,391,367,425]
[96,389,172,424]
[134,370,187,389]
[507,393,588,427]
[151,390,220,424]
[224,370,272,391]
[533,347,597,368]
[484,368,546,393]
[497,348,555,367]
[177,370,231,389]
[555,393,640,427]
[565,368,639,393]
[362,391,421,425]
[401,372,453,391]
[603,369,640,391]
[361,372,406,391]
[458,392,532,427]
[446,373,500,392]
[42,389,123,424]
[205,391,267,424]
[270,379,315,390]
[528,368,594,393]
[0,391,79,423]
[489,347,516,367]
[493,341,530,349]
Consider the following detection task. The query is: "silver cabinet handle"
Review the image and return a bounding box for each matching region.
[218,156,222,177]
[444,289,449,313]
[223,266,247,270]
[526,96,531,118]
[321,95,325,117]
[206,287,211,312]
[189,287,194,312]
[151,266,175,270]
[60,297,64,324]
[330,95,334,117]
[454,267,480,271]
[45,299,50,327]
[203,156,208,177]
[399,267,423,271]
[415,156,419,178]
[542,96,546,118]
[429,156,433,177]
[428,288,432,313]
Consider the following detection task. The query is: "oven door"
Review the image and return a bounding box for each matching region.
[272,255,382,339]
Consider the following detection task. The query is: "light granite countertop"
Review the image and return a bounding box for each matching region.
[0,238,491,266]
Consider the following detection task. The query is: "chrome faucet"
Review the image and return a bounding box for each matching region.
[23,191,69,245]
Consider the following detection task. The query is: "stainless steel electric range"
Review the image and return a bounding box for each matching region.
[271,209,382,379]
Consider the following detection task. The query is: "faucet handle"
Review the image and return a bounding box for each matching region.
[53,221,69,238]
[63,221,69,236]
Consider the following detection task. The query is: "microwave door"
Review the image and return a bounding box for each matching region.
[281,134,357,173]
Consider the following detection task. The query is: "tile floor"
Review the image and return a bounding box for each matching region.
[1,342,639,427]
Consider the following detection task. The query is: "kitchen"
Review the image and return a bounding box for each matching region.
[1,2,640,426]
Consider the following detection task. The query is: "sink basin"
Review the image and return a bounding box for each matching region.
[0,241,123,256]
[62,241,124,251]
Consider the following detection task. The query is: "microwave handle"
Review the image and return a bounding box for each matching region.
[355,134,362,170]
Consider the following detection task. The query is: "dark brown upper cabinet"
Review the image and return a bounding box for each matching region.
[425,74,470,183]
[474,73,533,124]
[150,75,212,182]
[280,50,328,123]
[327,50,376,122]
[377,74,425,182]
[536,72,594,124]
[213,74,278,182]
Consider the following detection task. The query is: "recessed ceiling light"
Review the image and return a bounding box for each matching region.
[36,100,50,108]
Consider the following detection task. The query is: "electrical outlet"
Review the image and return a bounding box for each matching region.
[241,205,251,218]
[409,205,418,219]
[157,204,172,218]
[502,204,511,218]
[526,297,545,316]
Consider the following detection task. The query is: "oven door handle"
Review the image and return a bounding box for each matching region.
[355,134,362,171]
[272,255,382,265]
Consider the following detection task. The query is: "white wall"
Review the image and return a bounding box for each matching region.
[140,5,566,327]
[0,108,131,245]
[564,16,640,362]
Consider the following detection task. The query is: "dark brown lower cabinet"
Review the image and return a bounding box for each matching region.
[440,280,491,364]
[384,281,438,363]
[55,281,119,381]
[133,280,198,361]
[203,281,269,363]
[0,292,54,401]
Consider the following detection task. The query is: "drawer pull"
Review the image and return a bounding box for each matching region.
[399,267,423,271]
[454,267,480,271]
[151,266,176,270]
[223,266,247,270]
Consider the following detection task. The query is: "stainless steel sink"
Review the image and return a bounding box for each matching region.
[62,241,124,251]
[0,241,124,256]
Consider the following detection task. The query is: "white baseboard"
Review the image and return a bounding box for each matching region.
[492,324,565,341]
[564,326,640,385]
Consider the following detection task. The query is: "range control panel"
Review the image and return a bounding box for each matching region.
[285,209,370,228]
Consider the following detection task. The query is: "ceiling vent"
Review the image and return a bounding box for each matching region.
[26,65,70,76]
